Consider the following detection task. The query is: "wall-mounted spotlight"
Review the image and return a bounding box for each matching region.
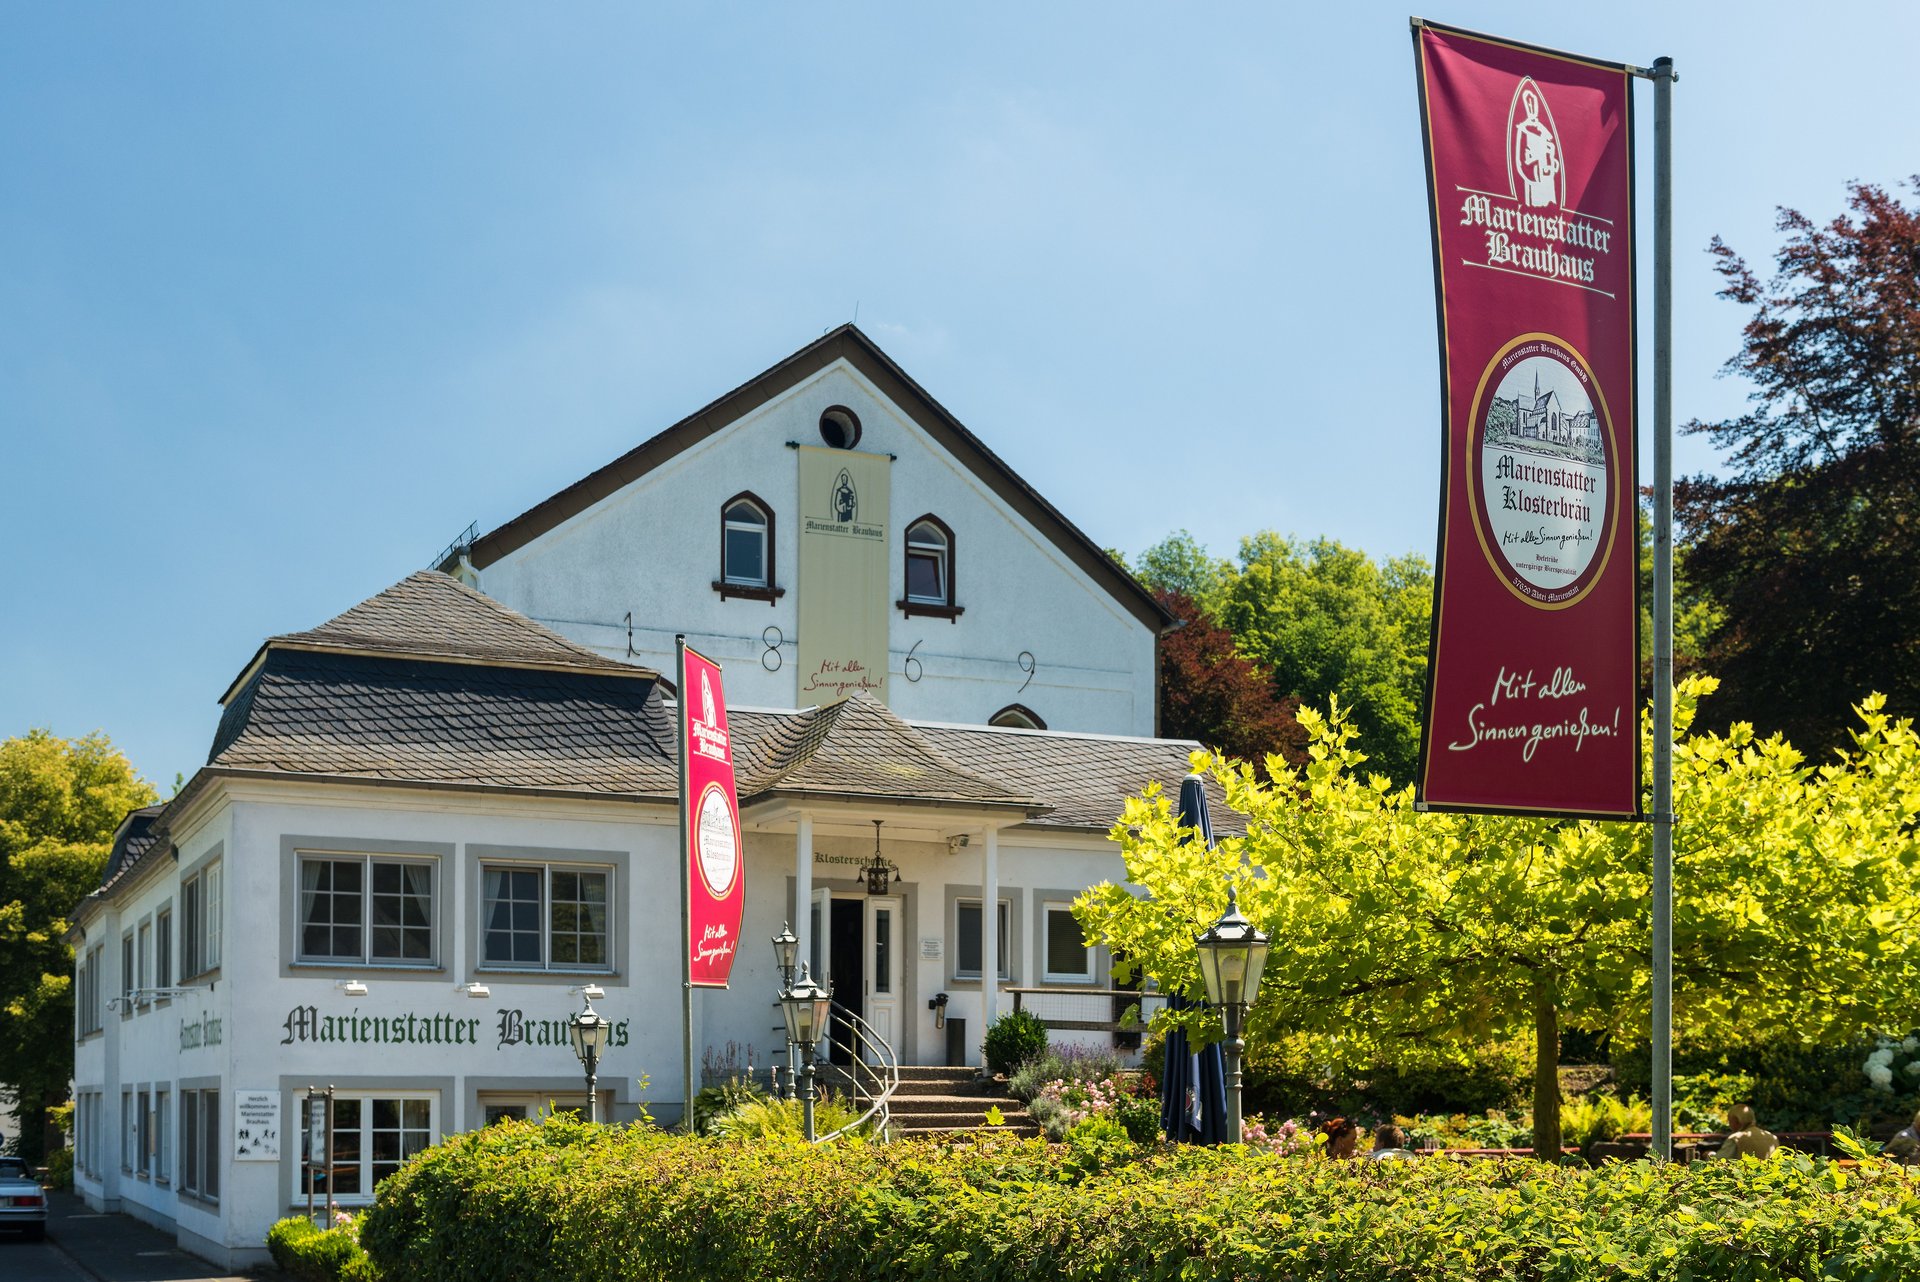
[336,979,369,998]
[928,991,949,1030]
[569,983,605,1001]
[461,982,491,999]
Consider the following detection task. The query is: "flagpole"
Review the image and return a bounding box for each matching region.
[1648,55,1676,1163]
[676,634,696,1133]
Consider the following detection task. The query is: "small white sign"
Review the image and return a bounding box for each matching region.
[233,1091,280,1162]
[920,937,942,959]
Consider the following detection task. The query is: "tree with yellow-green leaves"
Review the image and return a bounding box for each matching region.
[0,730,156,1165]
[1077,677,1920,1159]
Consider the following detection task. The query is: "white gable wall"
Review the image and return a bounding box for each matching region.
[475,361,1156,736]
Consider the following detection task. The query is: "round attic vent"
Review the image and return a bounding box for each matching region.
[818,406,862,450]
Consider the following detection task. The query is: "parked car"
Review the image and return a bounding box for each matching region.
[0,1156,46,1240]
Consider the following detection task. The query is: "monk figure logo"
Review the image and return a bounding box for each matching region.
[1508,78,1562,209]
[832,468,858,523]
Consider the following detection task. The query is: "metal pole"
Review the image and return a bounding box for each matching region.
[800,1044,817,1142]
[676,635,696,1134]
[305,1087,316,1228]
[1223,1001,1245,1144]
[323,1085,335,1225]
[1650,54,1676,1163]
[585,1047,599,1126]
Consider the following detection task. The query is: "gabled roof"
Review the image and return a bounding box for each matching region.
[440,324,1172,632]
[220,571,651,703]
[99,805,166,889]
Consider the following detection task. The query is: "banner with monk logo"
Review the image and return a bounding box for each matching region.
[1412,20,1639,818]
[680,643,743,987]
[797,444,891,705]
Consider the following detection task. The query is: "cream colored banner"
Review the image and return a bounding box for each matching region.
[797,445,890,704]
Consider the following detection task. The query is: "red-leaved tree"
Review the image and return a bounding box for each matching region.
[1155,589,1308,775]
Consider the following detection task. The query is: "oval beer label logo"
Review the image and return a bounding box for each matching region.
[695,782,740,897]
[1467,333,1617,608]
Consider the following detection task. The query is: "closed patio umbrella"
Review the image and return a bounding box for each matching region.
[1158,774,1231,1144]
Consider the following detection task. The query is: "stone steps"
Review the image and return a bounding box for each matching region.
[883,1066,1034,1139]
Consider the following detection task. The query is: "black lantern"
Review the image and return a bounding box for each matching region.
[771,921,799,991]
[567,994,613,1125]
[1195,886,1269,1144]
[862,819,898,895]
[779,963,834,1141]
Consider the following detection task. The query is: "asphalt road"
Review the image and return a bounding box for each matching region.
[0,1190,277,1282]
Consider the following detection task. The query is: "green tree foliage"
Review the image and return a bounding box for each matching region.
[1077,680,1920,1159]
[0,730,156,1162]
[1134,532,1432,784]
[1679,178,1920,752]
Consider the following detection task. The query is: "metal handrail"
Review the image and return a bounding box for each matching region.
[812,1000,898,1144]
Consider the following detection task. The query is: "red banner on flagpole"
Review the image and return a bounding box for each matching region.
[679,644,744,986]
[1413,21,1640,818]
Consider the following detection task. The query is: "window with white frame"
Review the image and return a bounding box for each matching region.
[155,1088,171,1184]
[77,945,103,1036]
[179,1088,219,1201]
[905,516,953,606]
[136,1088,151,1176]
[136,920,151,1005]
[120,932,134,1012]
[480,863,611,970]
[301,1094,434,1202]
[1042,903,1095,983]
[182,862,222,978]
[155,906,172,991]
[721,495,772,588]
[121,1089,133,1170]
[297,854,435,965]
[954,898,1010,981]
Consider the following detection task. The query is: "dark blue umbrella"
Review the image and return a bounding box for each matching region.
[1158,775,1232,1144]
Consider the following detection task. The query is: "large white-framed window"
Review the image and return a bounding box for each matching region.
[297,853,436,966]
[179,1088,219,1201]
[77,945,103,1036]
[155,906,173,993]
[480,863,611,971]
[120,1089,134,1170]
[120,932,135,1014]
[136,919,152,1006]
[182,861,222,979]
[135,1087,152,1177]
[301,1094,435,1203]
[954,898,1010,981]
[155,1087,171,1185]
[1041,902,1096,984]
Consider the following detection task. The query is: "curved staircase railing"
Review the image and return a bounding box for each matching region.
[812,1000,899,1144]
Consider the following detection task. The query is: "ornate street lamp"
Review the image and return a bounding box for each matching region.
[779,962,833,1141]
[567,993,613,1125]
[1195,886,1269,1144]
[771,921,800,1099]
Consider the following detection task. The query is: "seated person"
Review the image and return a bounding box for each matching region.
[1321,1116,1357,1159]
[1885,1109,1920,1165]
[1711,1104,1778,1160]
[1367,1122,1417,1162]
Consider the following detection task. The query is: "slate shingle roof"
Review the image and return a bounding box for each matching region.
[98,805,166,889]
[731,694,1032,808]
[262,571,650,679]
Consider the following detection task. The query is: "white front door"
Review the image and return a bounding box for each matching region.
[810,885,833,989]
[864,895,902,1060]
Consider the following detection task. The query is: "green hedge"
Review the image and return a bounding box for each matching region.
[353,1114,1920,1282]
[267,1215,378,1282]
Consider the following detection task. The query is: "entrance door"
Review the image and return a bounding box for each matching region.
[827,898,864,1065]
[863,896,902,1061]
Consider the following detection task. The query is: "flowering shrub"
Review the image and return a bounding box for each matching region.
[1865,1037,1920,1093]
[1241,1115,1318,1156]
[1025,1072,1159,1143]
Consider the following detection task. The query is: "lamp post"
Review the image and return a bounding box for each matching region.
[567,994,612,1125]
[1195,886,1269,1145]
[779,962,833,1141]
[771,922,800,1099]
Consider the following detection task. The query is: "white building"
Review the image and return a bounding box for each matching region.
[70,329,1216,1268]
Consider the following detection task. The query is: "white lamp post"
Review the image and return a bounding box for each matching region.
[1195,886,1269,1144]
[567,994,612,1125]
[771,922,800,1099]
[778,963,833,1141]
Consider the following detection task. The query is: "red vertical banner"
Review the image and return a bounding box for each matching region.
[1414,20,1640,818]
[680,644,744,986]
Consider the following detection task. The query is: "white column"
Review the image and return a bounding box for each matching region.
[794,812,814,974]
[981,826,999,1031]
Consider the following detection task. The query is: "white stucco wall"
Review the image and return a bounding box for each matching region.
[474,360,1157,736]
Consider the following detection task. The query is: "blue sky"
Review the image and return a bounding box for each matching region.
[4,2,1914,789]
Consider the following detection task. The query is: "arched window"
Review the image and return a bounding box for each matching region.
[899,514,960,620]
[989,704,1046,731]
[715,493,783,603]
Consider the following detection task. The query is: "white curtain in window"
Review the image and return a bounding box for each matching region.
[300,860,324,935]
